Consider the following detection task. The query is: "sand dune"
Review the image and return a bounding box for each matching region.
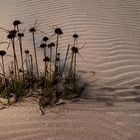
[0,0,140,139]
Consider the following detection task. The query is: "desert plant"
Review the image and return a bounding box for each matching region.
[54,28,63,73]
[29,23,39,84]
[48,42,55,80]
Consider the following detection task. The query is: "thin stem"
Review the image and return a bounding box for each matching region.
[50,47,52,80]
[43,47,47,84]
[11,38,20,81]
[32,32,39,84]
[30,54,33,79]
[55,34,59,72]
[1,56,8,97]
[1,56,5,78]
[61,44,70,77]
[74,53,76,81]
[70,52,74,76]
[19,37,24,82]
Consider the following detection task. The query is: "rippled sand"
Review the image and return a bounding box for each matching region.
[0,0,140,139]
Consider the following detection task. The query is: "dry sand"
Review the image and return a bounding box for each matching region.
[0,0,140,139]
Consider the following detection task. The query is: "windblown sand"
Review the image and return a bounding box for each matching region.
[0,0,140,139]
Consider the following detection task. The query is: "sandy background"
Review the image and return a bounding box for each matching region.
[0,0,140,139]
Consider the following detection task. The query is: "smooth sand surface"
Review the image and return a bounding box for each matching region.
[0,0,140,139]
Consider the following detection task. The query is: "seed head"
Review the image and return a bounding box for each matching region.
[56,57,60,61]
[43,37,48,42]
[13,20,21,26]
[17,33,24,37]
[0,50,6,56]
[40,43,47,48]
[29,27,36,33]
[7,30,17,39]
[71,47,78,53]
[43,56,50,62]
[24,50,30,54]
[48,42,55,48]
[55,28,63,35]
[73,34,78,39]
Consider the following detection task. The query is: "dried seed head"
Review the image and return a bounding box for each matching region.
[17,33,24,37]
[73,34,78,39]
[43,36,49,42]
[9,30,17,35]
[55,28,63,35]
[43,56,50,62]
[7,30,17,39]
[0,50,6,56]
[40,43,47,48]
[56,57,60,61]
[29,27,36,33]
[10,71,14,74]
[19,68,23,73]
[24,50,30,54]
[7,34,14,39]
[71,47,78,53]
[48,42,55,48]
[13,20,21,26]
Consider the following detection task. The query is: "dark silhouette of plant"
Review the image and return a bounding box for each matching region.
[29,22,39,84]
[0,21,86,113]
[54,28,63,73]
[13,20,25,83]
[7,30,20,81]
[48,42,55,80]
[61,44,70,78]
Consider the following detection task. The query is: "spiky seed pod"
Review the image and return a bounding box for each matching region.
[17,33,24,37]
[43,56,50,62]
[13,20,21,26]
[0,50,6,56]
[24,50,30,54]
[29,27,36,33]
[73,34,78,39]
[71,47,78,53]
[55,28,63,35]
[43,37,49,42]
[40,43,47,48]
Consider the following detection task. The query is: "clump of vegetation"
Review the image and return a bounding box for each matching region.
[0,20,86,114]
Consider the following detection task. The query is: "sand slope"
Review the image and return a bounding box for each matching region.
[0,98,140,140]
[0,0,140,139]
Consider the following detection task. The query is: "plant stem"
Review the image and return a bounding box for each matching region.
[32,32,39,86]
[61,44,70,77]
[11,38,20,81]
[55,34,59,72]
[70,52,74,76]
[19,37,24,82]
[50,47,52,80]
[73,53,77,84]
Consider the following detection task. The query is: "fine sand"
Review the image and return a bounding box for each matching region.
[0,0,140,139]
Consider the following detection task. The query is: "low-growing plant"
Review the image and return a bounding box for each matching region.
[0,20,87,114]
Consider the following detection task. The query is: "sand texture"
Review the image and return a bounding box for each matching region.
[0,0,140,139]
